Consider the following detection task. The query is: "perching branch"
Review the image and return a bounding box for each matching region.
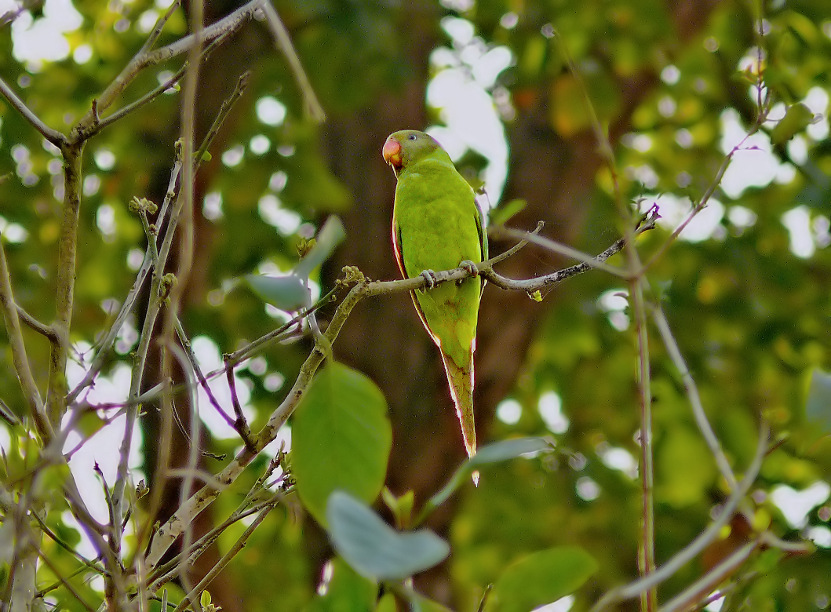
[144,216,653,568]
[485,205,659,294]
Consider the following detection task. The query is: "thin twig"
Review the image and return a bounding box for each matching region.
[490,226,628,278]
[193,71,251,172]
[169,5,205,595]
[173,503,275,611]
[32,542,97,612]
[590,422,769,611]
[140,0,183,54]
[15,305,56,340]
[485,207,658,294]
[97,63,188,132]
[174,318,235,427]
[74,0,261,135]
[145,493,282,592]
[658,540,760,612]
[630,275,656,611]
[651,304,738,490]
[258,0,326,121]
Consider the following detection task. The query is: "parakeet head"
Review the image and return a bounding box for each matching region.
[382,130,443,176]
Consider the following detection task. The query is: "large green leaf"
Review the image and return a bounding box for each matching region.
[293,362,392,526]
[485,546,598,612]
[327,491,450,580]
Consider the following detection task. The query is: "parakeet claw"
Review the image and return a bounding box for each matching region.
[459,260,479,277]
[420,269,438,289]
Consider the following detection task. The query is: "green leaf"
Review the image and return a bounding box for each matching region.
[805,369,831,435]
[770,103,815,145]
[306,558,377,612]
[485,547,598,612]
[245,273,309,312]
[295,216,347,279]
[327,491,450,580]
[293,362,392,526]
[422,438,552,517]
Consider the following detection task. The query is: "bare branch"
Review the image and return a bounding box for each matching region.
[70,0,260,137]
[0,235,49,438]
[46,140,85,427]
[651,303,738,490]
[659,540,760,612]
[16,305,56,340]
[258,0,326,121]
[173,503,275,611]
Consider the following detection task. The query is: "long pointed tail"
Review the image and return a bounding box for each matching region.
[439,351,476,459]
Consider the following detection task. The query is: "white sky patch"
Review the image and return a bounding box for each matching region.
[719,109,793,199]
[496,398,522,425]
[94,148,116,171]
[597,289,629,331]
[64,409,143,523]
[67,343,129,405]
[705,599,725,612]
[96,203,116,237]
[576,476,600,501]
[137,9,160,34]
[427,17,513,204]
[803,86,830,141]
[9,0,83,66]
[781,205,815,259]
[808,526,831,548]
[770,481,831,528]
[427,70,509,202]
[262,424,292,456]
[73,43,92,64]
[221,144,245,167]
[203,191,223,221]
[258,194,301,235]
[63,359,143,524]
[727,205,757,230]
[533,595,575,612]
[598,444,638,479]
[0,215,29,243]
[538,391,568,434]
[441,16,474,45]
[250,134,271,155]
[256,96,287,127]
[191,336,255,439]
[642,194,725,242]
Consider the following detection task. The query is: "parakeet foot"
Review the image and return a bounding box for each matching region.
[420,269,438,289]
[458,260,479,277]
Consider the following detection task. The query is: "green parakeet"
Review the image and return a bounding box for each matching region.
[382,129,488,460]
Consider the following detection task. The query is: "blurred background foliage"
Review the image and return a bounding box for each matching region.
[0,0,830,610]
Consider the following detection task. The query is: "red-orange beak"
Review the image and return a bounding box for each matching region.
[382,136,402,169]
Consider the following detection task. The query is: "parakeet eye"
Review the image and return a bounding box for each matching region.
[408,134,417,140]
